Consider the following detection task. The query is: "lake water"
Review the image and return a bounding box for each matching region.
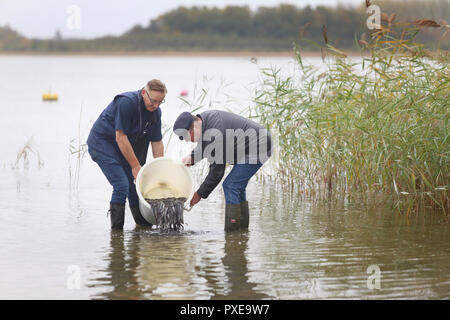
[0,54,448,299]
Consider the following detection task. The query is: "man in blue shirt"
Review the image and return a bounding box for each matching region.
[87,79,166,230]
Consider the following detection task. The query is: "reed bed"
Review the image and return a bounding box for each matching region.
[253,19,449,215]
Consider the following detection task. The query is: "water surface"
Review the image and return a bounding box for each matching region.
[0,55,448,299]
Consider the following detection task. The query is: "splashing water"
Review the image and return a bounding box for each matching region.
[145,197,187,231]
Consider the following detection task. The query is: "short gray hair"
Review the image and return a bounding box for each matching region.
[145,79,167,94]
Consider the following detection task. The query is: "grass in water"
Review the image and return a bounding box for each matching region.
[253,17,449,215]
[13,137,44,171]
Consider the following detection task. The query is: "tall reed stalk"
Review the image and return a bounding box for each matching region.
[253,18,449,214]
[69,105,87,191]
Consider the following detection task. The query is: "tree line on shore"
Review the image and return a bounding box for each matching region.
[0,0,448,53]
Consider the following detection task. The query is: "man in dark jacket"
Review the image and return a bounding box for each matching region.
[87,79,166,230]
[173,110,271,231]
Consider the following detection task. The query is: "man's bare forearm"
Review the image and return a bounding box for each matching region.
[151,140,164,158]
[116,130,140,169]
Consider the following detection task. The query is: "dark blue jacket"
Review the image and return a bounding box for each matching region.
[87,89,162,166]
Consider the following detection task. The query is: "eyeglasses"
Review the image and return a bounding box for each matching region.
[146,91,165,106]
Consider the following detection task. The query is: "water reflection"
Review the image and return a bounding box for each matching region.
[89,227,269,299]
[252,182,450,299]
[135,230,203,299]
[89,231,142,299]
[85,181,450,300]
[212,233,269,300]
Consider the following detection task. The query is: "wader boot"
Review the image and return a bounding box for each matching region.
[130,205,153,228]
[225,203,241,232]
[240,200,249,230]
[109,203,125,231]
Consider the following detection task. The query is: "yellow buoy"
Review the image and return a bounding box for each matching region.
[42,93,58,101]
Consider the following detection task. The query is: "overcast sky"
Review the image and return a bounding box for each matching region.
[0,0,365,39]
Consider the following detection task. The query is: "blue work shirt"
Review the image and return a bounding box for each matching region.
[87,89,162,166]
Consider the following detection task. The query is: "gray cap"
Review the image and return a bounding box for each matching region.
[173,112,193,140]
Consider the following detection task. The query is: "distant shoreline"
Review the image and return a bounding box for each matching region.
[0,50,369,58]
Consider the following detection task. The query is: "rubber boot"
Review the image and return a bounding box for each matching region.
[130,205,153,228]
[109,203,125,231]
[225,203,241,232]
[240,201,249,230]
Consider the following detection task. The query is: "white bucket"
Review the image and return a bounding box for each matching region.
[135,157,194,225]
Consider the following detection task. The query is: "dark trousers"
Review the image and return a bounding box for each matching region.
[88,146,139,206]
